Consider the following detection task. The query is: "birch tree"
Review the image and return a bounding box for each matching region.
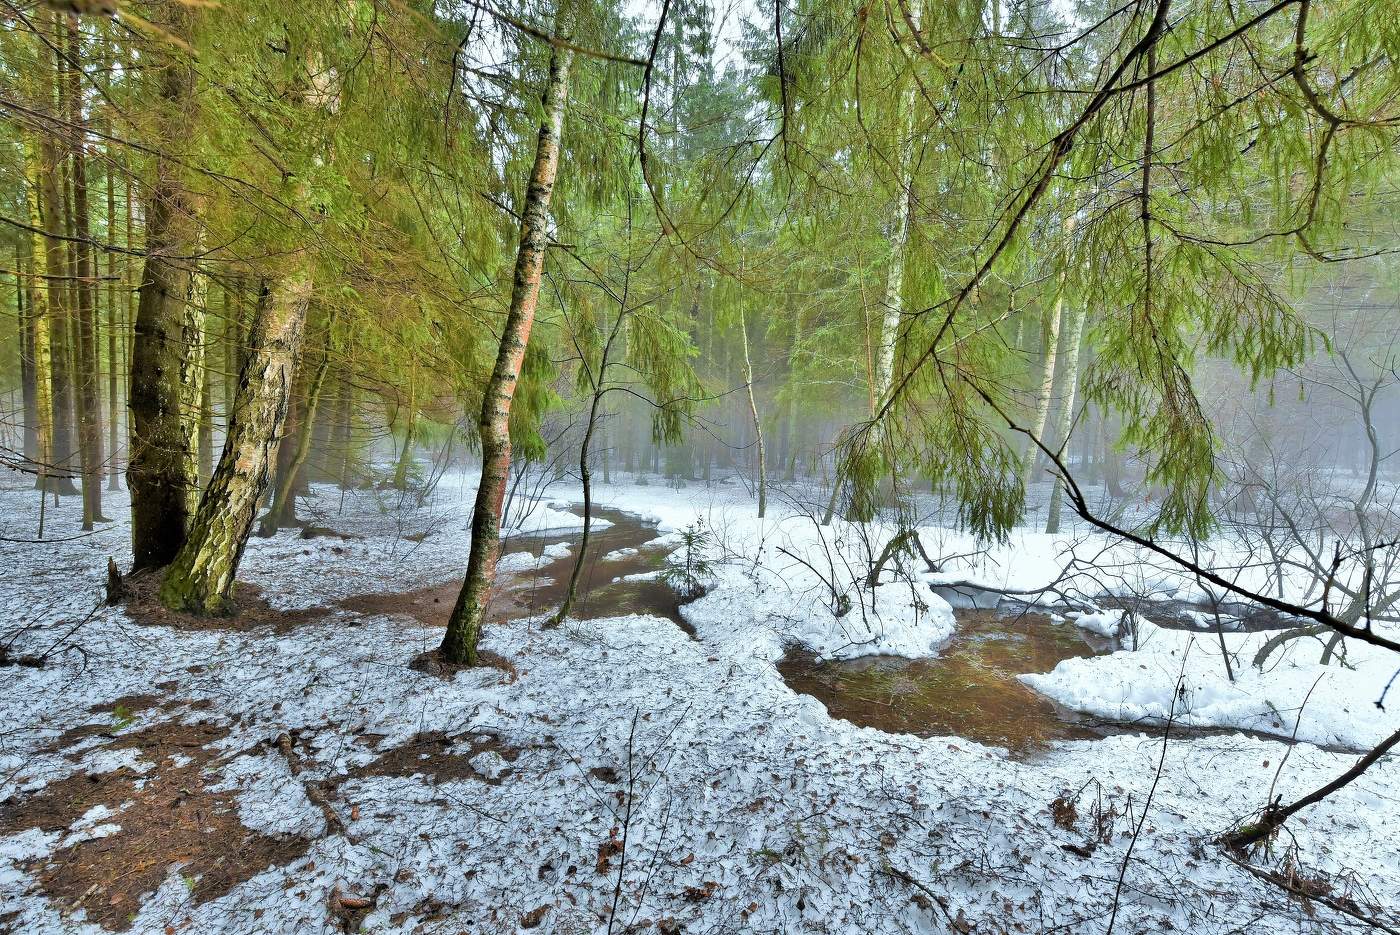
[442,15,574,665]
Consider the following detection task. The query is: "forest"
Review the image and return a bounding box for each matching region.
[0,0,1398,931]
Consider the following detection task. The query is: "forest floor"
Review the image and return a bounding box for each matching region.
[1,470,1398,934]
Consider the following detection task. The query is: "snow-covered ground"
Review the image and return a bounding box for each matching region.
[2,470,1398,934]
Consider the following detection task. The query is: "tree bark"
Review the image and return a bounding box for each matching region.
[105,134,121,489]
[1021,289,1063,493]
[740,306,766,518]
[442,31,573,665]
[1045,299,1086,534]
[66,18,105,527]
[32,31,79,498]
[198,332,214,484]
[872,0,921,410]
[159,268,313,613]
[259,320,332,535]
[23,155,56,499]
[127,5,199,568]
[17,249,39,467]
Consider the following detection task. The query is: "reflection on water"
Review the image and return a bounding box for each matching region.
[778,610,1120,757]
[502,506,691,633]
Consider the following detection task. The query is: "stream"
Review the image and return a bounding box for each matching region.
[501,505,690,632]
[499,506,1298,758]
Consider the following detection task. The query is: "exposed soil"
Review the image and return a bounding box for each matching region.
[115,568,331,633]
[337,580,463,629]
[349,730,521,786]
[42,693,176,752]
[0,720,311,931]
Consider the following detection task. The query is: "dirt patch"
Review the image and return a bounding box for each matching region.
[43,694,177,751]
[350,730,520,785]
[115,568,331,633]
[407,647,518,683]
[0,720,310,931]
[337,580,462,629]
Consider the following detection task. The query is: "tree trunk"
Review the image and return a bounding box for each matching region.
[1020,289,1063,494]
[159,268,313,614]
[1044,299,1086,534]
[223,283,241,430]
[33,67,79,498]
[259,320,332,535]
[392,359,417,490]
[259,334,307,524]
[1103,409,1125,498]
[105,137,121,489]
[551,384,602,626]
[199,338,214,484]
[17,249,39,467]
[128,5,199,569]
[330,349,356,489]
[442,31,573,666]
[65,16,105,528]
[23,156,56,499]
[740,306,766,518]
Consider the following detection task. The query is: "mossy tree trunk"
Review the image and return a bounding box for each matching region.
[16,246,39,468]
[127,6,199,569]
[32,31,79,499]
[159,268,313,613]
[23,155,56,501]
[259,317,333,535]
[442,31,573,665]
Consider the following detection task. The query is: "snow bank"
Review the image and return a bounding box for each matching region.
[1066,608,1125,638]
[1023,617,1400,749]
[504,502,612,535]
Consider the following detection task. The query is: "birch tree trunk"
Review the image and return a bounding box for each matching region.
[260,340,308,524]
[740,306,766,518]
[159,267,313,613]
[442,32,573,665]
[847,0,922,521]
[260,321,332,535]
[872,0,922,408]
[1020,289,1063,493]
[178,253,209,514]
[128,5,199,568]
[198,342,214,484]
[1044,299,1086,534]
[1021,217,1075,499]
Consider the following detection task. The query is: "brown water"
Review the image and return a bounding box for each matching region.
[778,610,1121,757]
[501,506,691,632]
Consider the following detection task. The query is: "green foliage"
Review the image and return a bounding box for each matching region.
[661,520,716,600]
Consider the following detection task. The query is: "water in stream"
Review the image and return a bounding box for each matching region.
[496,508,1289,757]
[502,506,691,632]
[777,611,1123,757]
